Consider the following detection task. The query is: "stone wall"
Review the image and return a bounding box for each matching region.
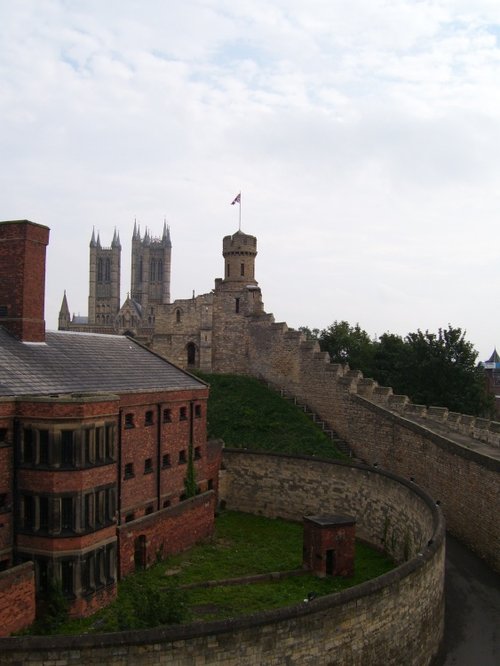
[247,320,500,571]
[0,451,444,665]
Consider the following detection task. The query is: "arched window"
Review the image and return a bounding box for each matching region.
[139,258,143,283]
[187,342,196,366]
[150,259,156,282]
[105,258,111,282]
[97,258,103,282]
[176,309,181,323]
[158,259,163,281]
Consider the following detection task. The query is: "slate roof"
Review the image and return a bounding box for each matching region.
[0,328,205,397]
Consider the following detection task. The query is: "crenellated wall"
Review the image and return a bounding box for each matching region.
[247,318,500,571]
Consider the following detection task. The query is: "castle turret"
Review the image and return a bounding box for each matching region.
[222,230,258,285]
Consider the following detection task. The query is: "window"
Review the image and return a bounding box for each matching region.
[61,430,74,467]
[207,479,214,490]
[178,450,187,464]
[0,493,7,510]
[162,453,171,468]
[125,512,135,523]
[61,497,73,532]
[194,404,202,418]
[105,424,114,459]
[145,410,154,426]
[84,429,94,464]
[163,408,172,423]
[194,447,201,460]
[176,309,181,323]
[24,495,35,530]
[39,430,49,465]
[84,493,94,529]
[81,554,93,593]
[124,462,134,479]
[144,458,153,474]
[227,264,230,277]
[145,505,154,515]
[23,429,34,464]
[240,262,245,276]
[124,413,135,429]
[0,305,7,317]
[39,497,49,531]
[179,407,187,421]
[162,499,171,508]
[0,428,7,443]
[235,297,240,313]
[61,560,74,596]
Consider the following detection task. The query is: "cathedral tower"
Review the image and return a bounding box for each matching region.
[88,229,121,326]
[130,222,171,310]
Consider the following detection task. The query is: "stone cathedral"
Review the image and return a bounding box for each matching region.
[59,223,266,373]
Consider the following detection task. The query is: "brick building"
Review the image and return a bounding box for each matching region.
[0,220,221,627]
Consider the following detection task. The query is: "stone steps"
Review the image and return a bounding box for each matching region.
[275,388,354,458]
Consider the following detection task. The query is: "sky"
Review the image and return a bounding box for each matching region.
[2,0,500,361]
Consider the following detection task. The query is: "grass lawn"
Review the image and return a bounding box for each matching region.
[47,511,393,635]
[196,372,345,459]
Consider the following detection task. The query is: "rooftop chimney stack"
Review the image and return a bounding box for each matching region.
[0,220,50,342]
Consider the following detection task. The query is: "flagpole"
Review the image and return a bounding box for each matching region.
[239,192,242,231]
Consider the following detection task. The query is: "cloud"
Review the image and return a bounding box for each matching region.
[1,0,500,360]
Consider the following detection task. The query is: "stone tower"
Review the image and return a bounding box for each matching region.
[222,229,257,285]
[130,222,172,311]
[88,228,121,326]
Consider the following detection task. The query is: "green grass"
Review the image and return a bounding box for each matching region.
[196,372,345,459]
[46,512,393,634]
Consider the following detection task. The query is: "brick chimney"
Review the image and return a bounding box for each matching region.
[0,220,50,342]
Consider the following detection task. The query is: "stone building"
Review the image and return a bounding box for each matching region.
[0,219,221,629]
[59,224,266,373]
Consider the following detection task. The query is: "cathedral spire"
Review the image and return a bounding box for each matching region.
[96,232,101,249]
[112,227,121,249]
[90,227,97,248]
[162,220,172,248]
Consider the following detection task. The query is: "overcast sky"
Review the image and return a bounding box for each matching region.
[2,0,500,361]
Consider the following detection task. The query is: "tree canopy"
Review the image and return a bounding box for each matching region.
[304,320,491,416]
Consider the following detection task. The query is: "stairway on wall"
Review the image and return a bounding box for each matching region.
[262,379,355,459]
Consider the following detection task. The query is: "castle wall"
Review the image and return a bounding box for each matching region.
[0,450,444,665]
[247,320,500,572]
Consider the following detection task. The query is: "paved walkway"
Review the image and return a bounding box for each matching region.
[432,535,500,665]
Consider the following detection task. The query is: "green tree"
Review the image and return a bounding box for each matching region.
[298,326,320,340]
[394,326,491,415]
[318,320,375,374]
[309,320,491,417]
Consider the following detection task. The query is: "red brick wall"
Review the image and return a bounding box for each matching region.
[0,562,36,636]
[118,492,216,577]
[119,388,210,518]
[0,220,50,342]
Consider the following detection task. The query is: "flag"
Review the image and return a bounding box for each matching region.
[231,193,241,205]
